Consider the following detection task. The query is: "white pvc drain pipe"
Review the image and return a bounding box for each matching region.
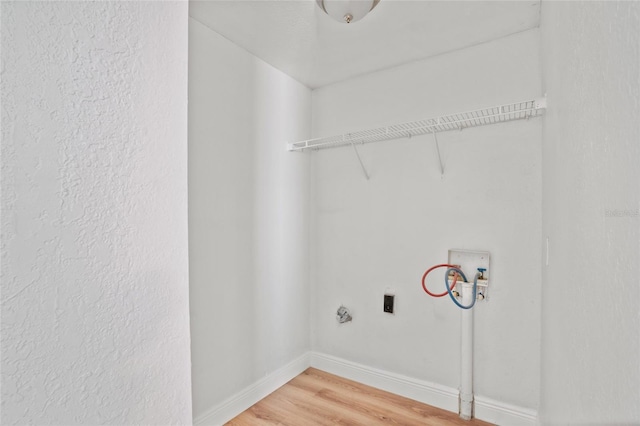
[459,282,474,420]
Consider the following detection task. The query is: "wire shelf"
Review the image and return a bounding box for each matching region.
[287,97,547,152]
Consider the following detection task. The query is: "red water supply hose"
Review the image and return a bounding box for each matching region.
[421,263,460,298]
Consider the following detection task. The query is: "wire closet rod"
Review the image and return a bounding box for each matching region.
[287,97,547,152]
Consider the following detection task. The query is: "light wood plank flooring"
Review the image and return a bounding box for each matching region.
[226,368,492,426]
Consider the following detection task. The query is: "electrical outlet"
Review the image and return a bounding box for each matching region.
[383,294,394,313]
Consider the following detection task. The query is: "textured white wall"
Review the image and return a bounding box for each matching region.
[540,1,640,423]
[1,2,192,424]
[311,29,541,410]
[188,18,311,420]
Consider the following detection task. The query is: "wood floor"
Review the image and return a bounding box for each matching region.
[226,368,492,426]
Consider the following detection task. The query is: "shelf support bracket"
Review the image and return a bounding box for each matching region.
[351,141,370,180]
[433,132,444,176]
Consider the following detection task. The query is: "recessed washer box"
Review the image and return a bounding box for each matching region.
[448,249,490,300]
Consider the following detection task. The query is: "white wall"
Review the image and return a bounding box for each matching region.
[540,1,640,423]
[310,29,542,410]
[1,2,192,424]
[188,18,311,421]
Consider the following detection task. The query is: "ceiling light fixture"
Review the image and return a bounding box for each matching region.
[316,0,381,24]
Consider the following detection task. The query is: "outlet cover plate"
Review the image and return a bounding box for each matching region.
[383,294,394,314]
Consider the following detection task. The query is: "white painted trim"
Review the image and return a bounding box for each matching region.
[193,352,311,426]
[193,351,537,426]
[310,352,538,426]
[309,352,459,413]
[475,395,538,426]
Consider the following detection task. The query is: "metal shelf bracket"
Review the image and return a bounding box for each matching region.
[350,141,369,180]
[433,132,444,176]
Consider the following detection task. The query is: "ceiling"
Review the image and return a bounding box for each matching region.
[189,0,540,89]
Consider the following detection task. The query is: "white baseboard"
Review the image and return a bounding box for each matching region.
[309,352,459,413]
[475,395,538,426]
[193,352,311,425]
[309,352,537,426]
[193,350,537,426]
